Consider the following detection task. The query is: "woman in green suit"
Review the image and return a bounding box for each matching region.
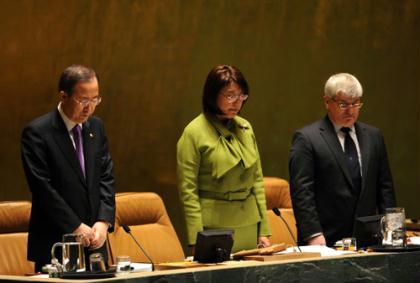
[177,65,271,253]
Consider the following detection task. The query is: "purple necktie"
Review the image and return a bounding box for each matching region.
[72,125,85,177]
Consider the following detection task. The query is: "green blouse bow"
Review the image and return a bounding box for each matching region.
[209,116,258,179]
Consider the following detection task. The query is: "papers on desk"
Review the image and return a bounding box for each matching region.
[131,262,153,272]
[276,245,356,257]
[31,274,49,278]
[407,237,420,245]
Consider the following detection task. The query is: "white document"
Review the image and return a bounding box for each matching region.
[276,245,356,256]
[130,262,153,272]
[407,236,420,245]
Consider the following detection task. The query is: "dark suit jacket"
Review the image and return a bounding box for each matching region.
[21,109,115,265]
[289,116,396,246]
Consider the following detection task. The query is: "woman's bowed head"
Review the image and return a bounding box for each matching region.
[202,65,250,121]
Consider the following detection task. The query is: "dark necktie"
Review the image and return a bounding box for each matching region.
[341,127,361,196]
[72,125,85,177]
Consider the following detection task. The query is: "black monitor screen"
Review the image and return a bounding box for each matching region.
[353,214,383,248]
[193,229,234,263]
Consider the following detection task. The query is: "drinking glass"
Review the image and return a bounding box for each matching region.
[51,233,85,272]
[116,255,131,274]
[342,237,357,251]
[381,207,406,247]
[90,253,106,272]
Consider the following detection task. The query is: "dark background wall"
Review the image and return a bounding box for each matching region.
[0,0,418,249]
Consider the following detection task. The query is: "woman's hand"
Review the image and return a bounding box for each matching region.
[258,236,271,248]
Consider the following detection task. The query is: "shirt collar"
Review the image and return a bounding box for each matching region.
[58,103,82,132]
[331,120,355,134]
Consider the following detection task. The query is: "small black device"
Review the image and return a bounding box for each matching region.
[193,229,234,263]
[353,214,383,248]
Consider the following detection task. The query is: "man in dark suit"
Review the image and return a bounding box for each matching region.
[21,65,115,271]
[289,73,396,247]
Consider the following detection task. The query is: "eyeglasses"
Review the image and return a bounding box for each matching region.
[222,93,249,103]
[330,98,363,110]
[72,96,102,107]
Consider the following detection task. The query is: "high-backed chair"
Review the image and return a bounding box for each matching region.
[0,201,34,275]
[108,192,185,264]
[263,177,297,246]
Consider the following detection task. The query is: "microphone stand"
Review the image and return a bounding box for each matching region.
[121,224,155,271]
[272,208,302,252]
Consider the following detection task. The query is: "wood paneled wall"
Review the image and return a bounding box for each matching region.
[0,0,418,249]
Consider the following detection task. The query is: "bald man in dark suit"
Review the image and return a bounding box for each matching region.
[289,73,396,247]
[21,65,115,271]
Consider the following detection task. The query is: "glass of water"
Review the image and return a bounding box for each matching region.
[116,255,131,274]
[342,237,357,251]
[381,207,406,247]
[90,253,106,272]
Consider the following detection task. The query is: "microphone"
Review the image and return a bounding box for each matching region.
[121,224,155,271]
[272,208,302,252]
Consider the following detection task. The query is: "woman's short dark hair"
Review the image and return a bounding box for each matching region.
[58,64,98,95]
[202,65,249,115]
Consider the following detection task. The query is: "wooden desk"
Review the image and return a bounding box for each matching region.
[407,222,420,231]
[1,251,419,282]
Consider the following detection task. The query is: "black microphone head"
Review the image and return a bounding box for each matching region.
[122,224,131,233]
[272,207,281,216]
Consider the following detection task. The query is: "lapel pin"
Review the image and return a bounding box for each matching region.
[89,133,94,138]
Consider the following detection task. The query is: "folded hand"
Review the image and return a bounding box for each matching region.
[73,223,94,247]
[90,221,109,250]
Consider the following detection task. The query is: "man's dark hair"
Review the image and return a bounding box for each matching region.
[58,64,98,95]
[202,65,249,115]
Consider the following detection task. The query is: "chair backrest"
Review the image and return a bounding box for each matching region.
[0,201,34,275]
[108,192,185,264]
[264,177,292,209]
[263,177,297,246]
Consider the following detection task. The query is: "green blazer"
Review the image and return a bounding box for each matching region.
[177,113,270,245]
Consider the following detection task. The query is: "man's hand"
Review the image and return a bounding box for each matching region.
[258,236,271,248]
[74,223,94,247]
[90,221,109,250]
[307,234,326,245]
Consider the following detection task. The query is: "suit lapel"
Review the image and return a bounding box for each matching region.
[82,120,95,191]
[51,109,87,186]
[355,122,369,196]
[319,116,354,188]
